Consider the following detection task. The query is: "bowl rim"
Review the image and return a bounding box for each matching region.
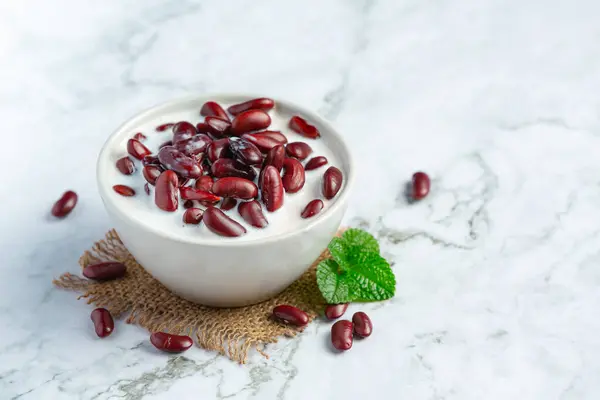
[96,93,355,247]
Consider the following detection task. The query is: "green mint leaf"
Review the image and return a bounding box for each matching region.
[327,229,379,269]
[341,228,380,254]
[342,251,396,301]
[316,251,396,303]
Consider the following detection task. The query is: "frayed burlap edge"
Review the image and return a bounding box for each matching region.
[53,229,335,363]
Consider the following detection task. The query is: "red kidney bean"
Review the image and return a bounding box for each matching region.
[322,166,343,199]
[83,261,126,280]
[325,303,349,320]
[113,185,135,197]
[195,122,211,134]
[264,144,285,171]
[272,305,309,326]
[91,308,114,338]
[171,121,197,144]
[183,200,195,208]
[261,165,284,212]
[133,132,147,141]
[304,156,328,171]
[220,197,238,211]
[180,187,221,203]
[51,190,78,217]
[176,134,212,160]
[206,138,231,162]
[183,208,204,224]
[230,109,271,135]
[212,177,258,199]
[159,140,173,150]
[127,138,152,160]
[203,206,247,237]
[282,158,305,193]
[142,165,163,185]
[229,138,263,166]
[331,320,353,351]
[411,171,430,200]
[158,146,202,179]
[200,101,229,121]
[301,199,323,219]
[142,155,160,166]
[144,183,151,195]
[227,97,275,115]
[178,177,192,187]
[289,116,320,139]
[286,142,313,160]
[195,176,214,192]
[211,158,257,181]
[116,157,135,175]
[155,170,179,211]
[242,131,287,152]
[150,332,193,353]
[238,200,268,228]
[156,123,174,132]
[352,312,373,338]
[205,116,232,138]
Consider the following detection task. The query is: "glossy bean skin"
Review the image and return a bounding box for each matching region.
[127,138,152,160]
[289,116,320,139]
[282,158,305,193]
[411,171,430,200]
[242,131,287,152]
[154,170,179,212]
[205,116,231,138]
[116,157,135,175]
[206,138,231,163]
[227,98,274,115]
[322,167,343,199]
[220,197,238,211]
[183,208,204,224]
[180,187,221,203]
[158,147,203,179]
[238,200,268,228]
[150,332,193,353]
[229,138,263,166]
[230,110,271,135]
[304,156,328,171]
[272,305,309,326]
[83,262,126,280]
[211,158,257,181]
[51,190,78,217]
[301,199,323,219]
[324,303,349,320]
[176,134,212,159]
[156,123,174,132]
[143,165,163,185]
[264,144,285,172]
[194,176,214,192]
[203,207,247,237]
[200,101,229,121]
[171,121,197,144]
[285,142,313,160]
[261,165,284,212]
[113,185,135,197]
[331,320,353,351]
[212,177,258,200]
[91,308,114,338]
[352,312,373,338]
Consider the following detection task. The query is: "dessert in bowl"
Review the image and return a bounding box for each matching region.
[96,94,354,307]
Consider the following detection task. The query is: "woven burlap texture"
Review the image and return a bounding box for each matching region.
[53,229,332,364]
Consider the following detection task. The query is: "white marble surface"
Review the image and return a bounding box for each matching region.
[2,0,600,398]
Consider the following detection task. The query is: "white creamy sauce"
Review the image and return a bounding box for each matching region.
[104,102,344,241]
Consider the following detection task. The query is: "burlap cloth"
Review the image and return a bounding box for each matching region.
[53,229,335,364]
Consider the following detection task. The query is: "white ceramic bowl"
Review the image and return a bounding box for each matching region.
[96,94,354,307]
